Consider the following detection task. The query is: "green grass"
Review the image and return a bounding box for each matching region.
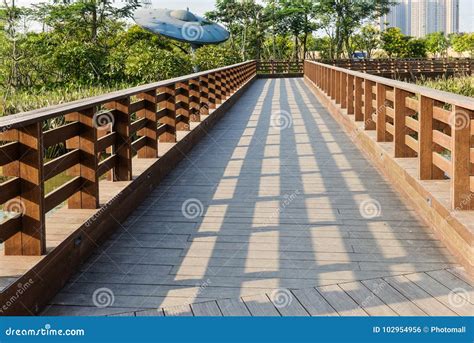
[415,75,474,97]
[0,83,133,116]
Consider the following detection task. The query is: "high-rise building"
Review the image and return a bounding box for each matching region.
[380,0,459,37]
[380,0,410,35]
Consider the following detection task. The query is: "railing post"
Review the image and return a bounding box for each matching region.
[158,85,176,143]
[340,72,347,109]
[111,98,133,181]
[68,107,99,208]
[137,90,158,158]
[354,77,363,121]
[199,75,210,116]
[5,123,46,256]
[189,78,201,122]
[419,96,444,180]
[451,106,473,210]
[214,72,223,105]
[176,81,190,131]
[364,80,376,130]
[393,88,412,158]
[335,71,341,104]
[347,74,354,115]
[208,73,217,110]
[376,83,388,142]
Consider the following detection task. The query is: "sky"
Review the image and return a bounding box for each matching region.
[15,0,474,33]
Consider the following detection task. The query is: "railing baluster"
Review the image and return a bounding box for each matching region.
[189,78,201,123]
[451,106,473,210]
[340,71,347,109]
[176,81,190,131]
[110,99,132,181]
[419,96,444,180]
[347,74,354,115]
[199,75,209,116]
[354,77,363,121]
[68,108,99,209]
[376,83,388,142]
[158,85,177,143]
[5,123,46,256]
[137,90,158,158]
[364,80,376,130]
[393,88,413,157]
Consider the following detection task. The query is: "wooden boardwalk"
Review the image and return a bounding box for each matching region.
[41,78,468,316]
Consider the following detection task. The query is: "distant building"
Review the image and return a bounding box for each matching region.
[380,0,459,37]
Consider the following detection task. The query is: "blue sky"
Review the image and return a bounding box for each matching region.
[16,0,474,33]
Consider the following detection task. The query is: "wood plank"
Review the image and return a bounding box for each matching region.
[267,290,309,316]
[316,285,368,316]
[361,279,426,316]
[292,288,338,316]
[404,272,473,316]
[0,215,21,242]
[0,177,20,205]
[43,149,80,180]
[191,301,222,316]
[0,141,19,167]
[383,275,457,316]
[44,176,82,213]
[135,309,164,317]
[43,121,80,148]
[242,294,280,316]
[338,281,398,316]
[163,305,193,317]
[217,298,251,316]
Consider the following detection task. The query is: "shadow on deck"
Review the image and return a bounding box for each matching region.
[36,78,471,316]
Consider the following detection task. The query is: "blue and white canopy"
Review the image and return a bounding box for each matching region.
[133,8,230,46]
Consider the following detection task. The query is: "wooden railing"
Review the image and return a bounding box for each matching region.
[304,60,474,211]
[256,60,304,75]
[0,61,257,256]
[314,58,473,79]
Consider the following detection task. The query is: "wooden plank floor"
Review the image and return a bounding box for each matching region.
[112,267,473,317]
[40,78,469,316]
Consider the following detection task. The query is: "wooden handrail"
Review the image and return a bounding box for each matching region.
[311,58,473,80]
[0,61,256,131]
[304,60,474,211]
[0,60,257,256]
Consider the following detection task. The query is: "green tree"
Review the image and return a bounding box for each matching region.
[352,24,381,58]
[316,0,393,58]
[381,27,408,58]
[451,33,474,57]
[425,32,449,57]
